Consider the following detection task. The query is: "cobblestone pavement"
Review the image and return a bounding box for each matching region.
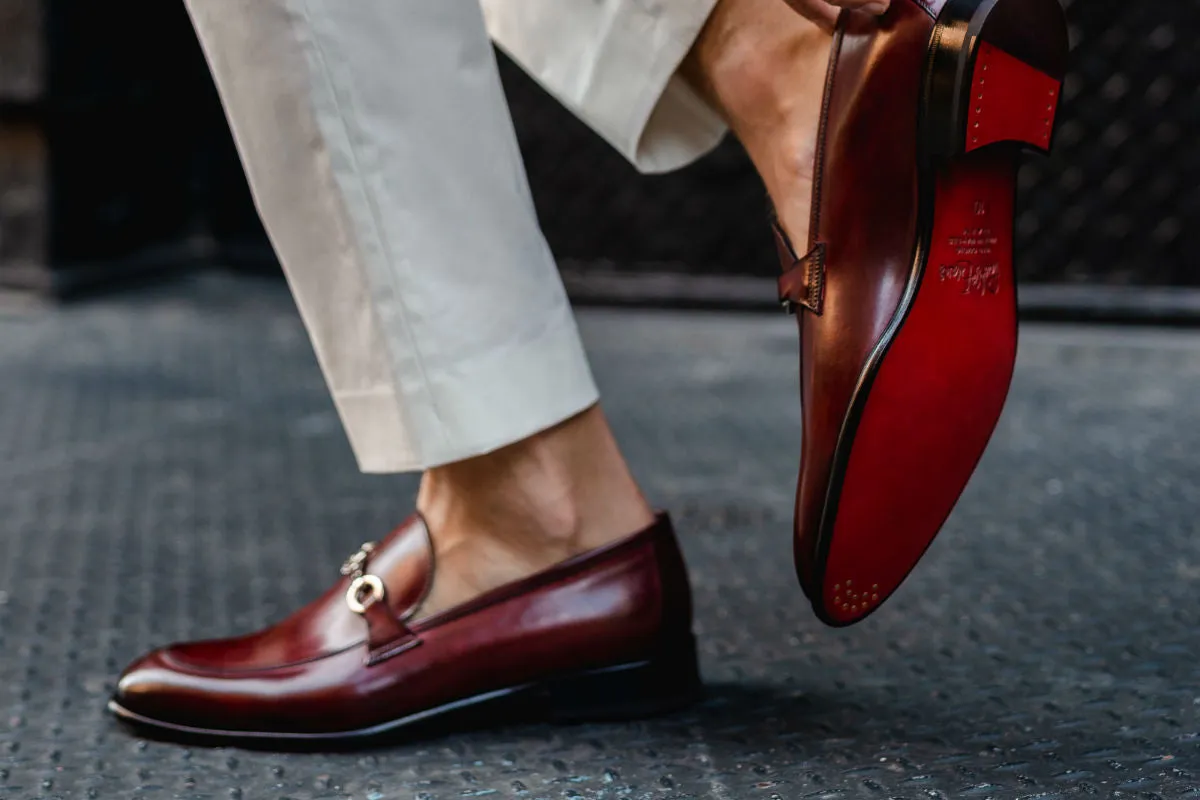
[1,274,1198,799]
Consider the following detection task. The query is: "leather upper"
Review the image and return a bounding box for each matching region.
[114,513,692,735]
[783,1,938,587]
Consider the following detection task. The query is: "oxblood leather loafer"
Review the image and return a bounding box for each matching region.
[109,513,699,744]
[777,0,1068,625]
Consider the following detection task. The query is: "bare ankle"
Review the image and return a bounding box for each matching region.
[682,0,831,133]
[681,0,833,246]
[417,406,653,566]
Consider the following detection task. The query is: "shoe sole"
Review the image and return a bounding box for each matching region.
[809,0,1069,626]
[107,634,703,748]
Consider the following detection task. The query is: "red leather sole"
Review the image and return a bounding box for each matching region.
[821,148,1018,624]
[814,40,1063,625]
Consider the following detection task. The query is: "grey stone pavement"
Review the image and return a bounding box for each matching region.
[1,273,1199,799]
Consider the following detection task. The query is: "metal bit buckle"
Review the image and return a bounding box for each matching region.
[346,574,385,614]
[340,542,385,614]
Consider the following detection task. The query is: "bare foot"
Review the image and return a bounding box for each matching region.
[413,406,653,618]
[681,0,845,249]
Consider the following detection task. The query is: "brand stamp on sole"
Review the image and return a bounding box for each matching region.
[939,261,1001,296]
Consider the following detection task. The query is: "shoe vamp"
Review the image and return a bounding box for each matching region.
[164,585,365,672]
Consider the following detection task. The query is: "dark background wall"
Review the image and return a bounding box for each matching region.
[499,0,1199,285]
[0,0,1196,298]
[0,0,211,294]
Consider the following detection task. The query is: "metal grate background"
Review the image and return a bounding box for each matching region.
[2,275,1200,797]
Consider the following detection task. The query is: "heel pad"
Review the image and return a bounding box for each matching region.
[966,41,1061,154]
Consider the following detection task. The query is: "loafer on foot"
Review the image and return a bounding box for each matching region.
[110,513,700,744]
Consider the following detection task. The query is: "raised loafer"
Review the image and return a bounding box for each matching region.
[109,512,700,743]
[777,0,1069,625]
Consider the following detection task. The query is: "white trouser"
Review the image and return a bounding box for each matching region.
[184,0,726,472]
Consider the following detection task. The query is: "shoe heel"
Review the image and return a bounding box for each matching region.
[925,0,1069,165]
[964,41,1060,154]
[540,633,703,723]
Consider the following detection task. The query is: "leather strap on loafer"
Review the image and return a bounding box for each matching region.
[339,519,434,665]
[774,222,826,315]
